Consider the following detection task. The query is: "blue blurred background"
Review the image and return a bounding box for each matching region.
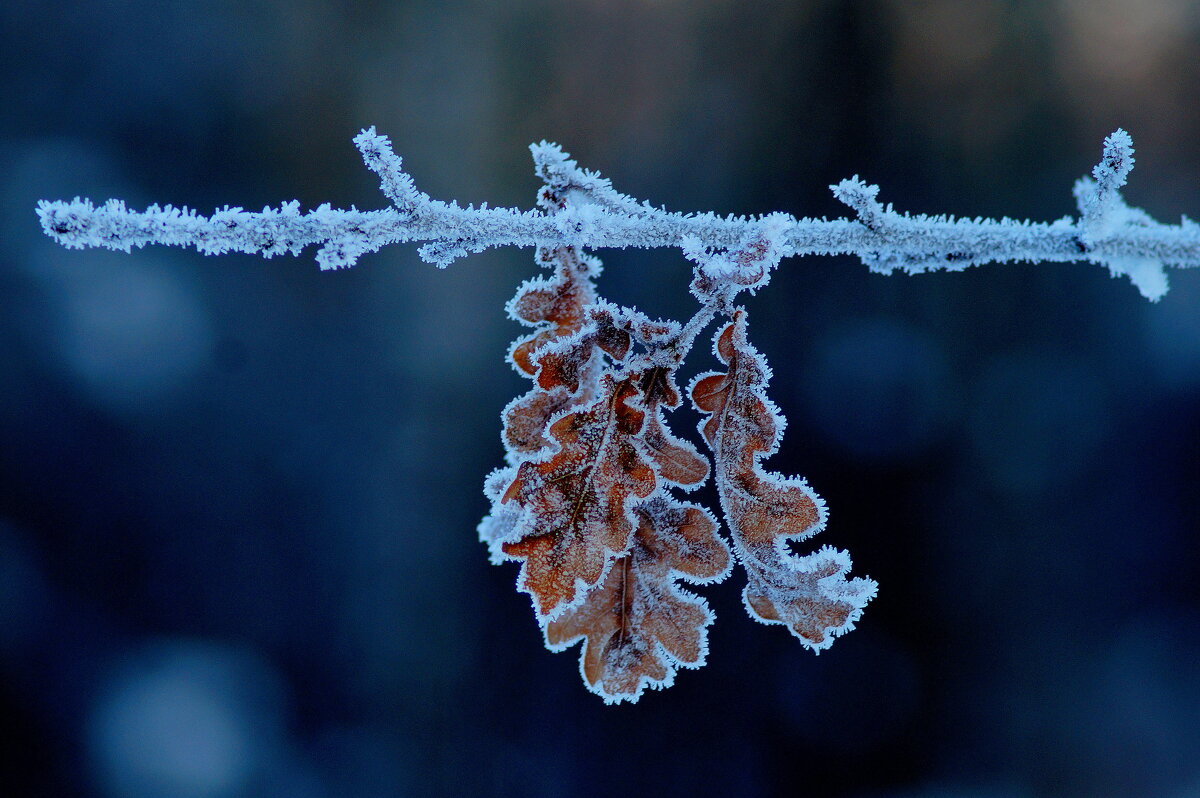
[3,2,1200,796]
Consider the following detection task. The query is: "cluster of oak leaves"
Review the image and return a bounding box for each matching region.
[478,190,878,705]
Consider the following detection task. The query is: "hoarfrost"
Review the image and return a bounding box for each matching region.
[38,128,1199,300]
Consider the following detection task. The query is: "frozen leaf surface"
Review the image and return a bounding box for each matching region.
[500,376,658,619]
[546,495,730,704]
[500,247,607,458]
[691,311,877,649]
[507,246,601,377]
[634,364,709,490]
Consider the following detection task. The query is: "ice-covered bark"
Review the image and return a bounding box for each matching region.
[38,128,1200,299]
[1070,129,1170,300]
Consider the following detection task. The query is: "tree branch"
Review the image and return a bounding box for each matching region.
[38,128,1196,300]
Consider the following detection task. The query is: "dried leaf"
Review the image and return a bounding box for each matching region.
[501,249,620,459]
[546,494,730,704]
[691,310,876,650]
[640,411,709,488]
[533,304,631,394]
[635,364,709,490]
[502,306,633,458]
[501,386,577,456]
[507,246,600,376]
[500,375,658,619]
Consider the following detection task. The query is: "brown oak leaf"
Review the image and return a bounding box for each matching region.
[502,387,578,457]
[690,310,876,650]
[502,305,632,458]
[500,375,658,619]
[501,248,624,459]
[532,304,631,394]
[640,411,709,489]
[545,494,730,704]
[507,245,599,377]
[635,364,709,490]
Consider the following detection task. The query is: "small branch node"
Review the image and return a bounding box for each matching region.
[831,176,887,232]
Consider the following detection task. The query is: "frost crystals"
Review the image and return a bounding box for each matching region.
[1073,128,1169,301]
[36,123,1194,704]
[691,311,877,649]
[479,158,875,703]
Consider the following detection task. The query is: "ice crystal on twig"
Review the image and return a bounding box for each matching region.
[353,126,428,216]
[1070,129,1169,300]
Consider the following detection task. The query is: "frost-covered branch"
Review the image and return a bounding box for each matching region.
[36,124,1194,705]
[38,127,1199,299]
[352,127,428,216]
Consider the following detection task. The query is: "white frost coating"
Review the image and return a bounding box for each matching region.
[831,176,888,232]
[1076,128,1136,245]
[1106,256,1169,302]
[737,542,878,654]
[683,213,791,297]
[478,466,521,564]
[1063,129,1169,300]
[530,140,662,220]
[38,128,1198,298]
[352,126,428,216]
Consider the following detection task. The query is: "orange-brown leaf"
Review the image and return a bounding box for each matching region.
[500,376,658,618]
[634,364,709,489]
[690,310,876,650]
[741,544,870,646]
[507,246,598,376]
[545,495,730,704]
[641,412,709,488]
[533,306,631,394]
[502,306,633,459]
[502,254,622,461]
[501,386,576,456]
